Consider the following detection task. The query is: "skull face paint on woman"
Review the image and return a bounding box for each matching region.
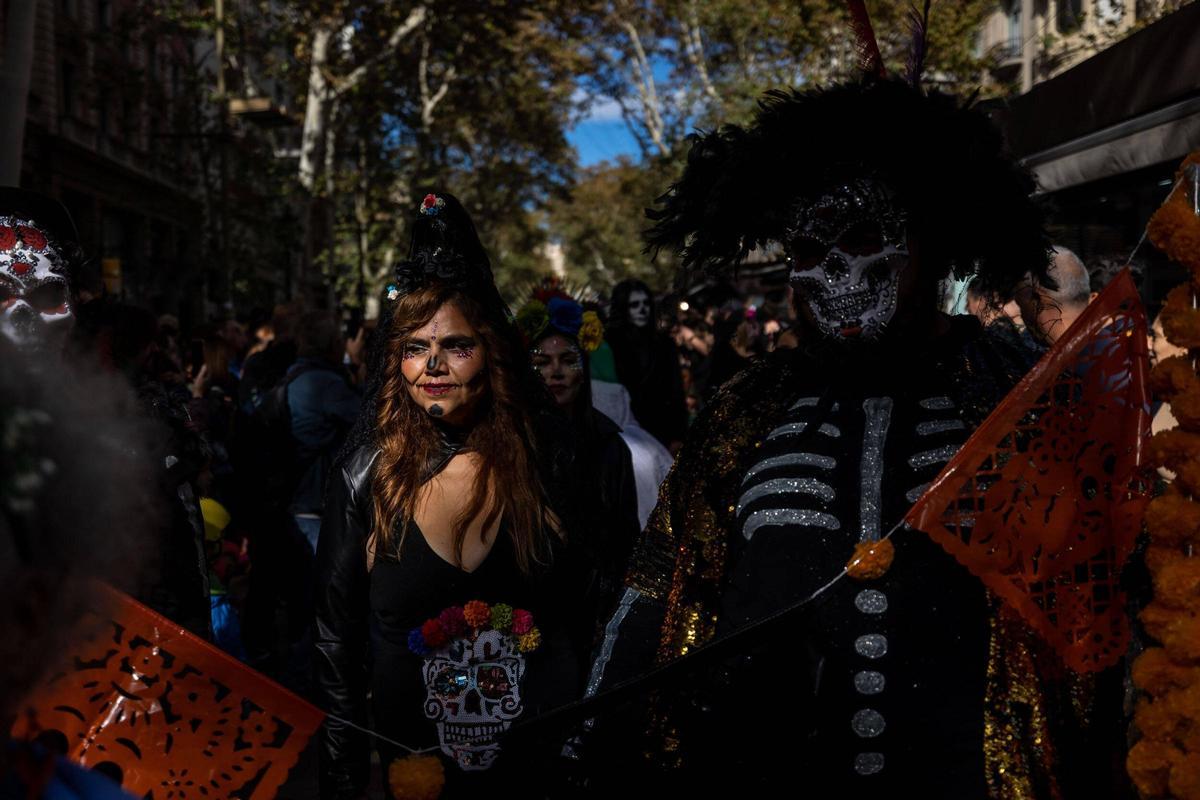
[0,217,73,353]
[784,178,910,342]
[627,290,651,328]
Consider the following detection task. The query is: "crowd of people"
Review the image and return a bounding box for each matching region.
[0,30,1177,800]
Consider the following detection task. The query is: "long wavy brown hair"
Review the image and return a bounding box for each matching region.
[371,285,560,573]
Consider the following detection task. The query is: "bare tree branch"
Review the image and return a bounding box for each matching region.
[680,0,719,107]
[614,15,671,157]
[418,32,462,130]
[334,5,428,96]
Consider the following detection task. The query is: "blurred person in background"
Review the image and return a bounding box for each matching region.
[1014,246,1095,345]
[219,318,249,379]
[1149,310,1187,481]
[239,302,301,413]
[964,274,1036,352]
[590,343,674,532]
[606,278,688,452]
[156,314,183,369]
[671,307,714,418]
[244,307,274,360]
[189,332,240,503]
[287,309,363,554]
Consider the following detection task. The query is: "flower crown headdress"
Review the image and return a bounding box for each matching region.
[512,278,604,352]
[408,600,541,656]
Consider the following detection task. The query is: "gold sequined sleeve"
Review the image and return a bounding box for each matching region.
[625,462,680,603]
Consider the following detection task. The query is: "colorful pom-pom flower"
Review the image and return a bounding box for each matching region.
[437,606,468,637]
[515,300,550,344]
[489,603,514,633]
[420,193,446,216]
[578,311,604,352]
[518,629,541,653]
[511,608,534,635]
[463,600,491,629]
[407,628,429,656]
[421,619,448,649]
[387,284,400,301]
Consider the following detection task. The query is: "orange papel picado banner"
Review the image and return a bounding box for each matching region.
[906,269,1152,672]
[11,585,324,798]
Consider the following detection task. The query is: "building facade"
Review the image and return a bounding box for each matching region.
[7,0,299,327]
[979,0,1190,92]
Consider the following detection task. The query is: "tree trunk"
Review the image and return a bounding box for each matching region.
[298,24,332,193]
[0,0,38,184]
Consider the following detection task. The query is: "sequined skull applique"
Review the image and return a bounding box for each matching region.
[0,216,73,352]
[784,179,909,341]
[422,629,526,771]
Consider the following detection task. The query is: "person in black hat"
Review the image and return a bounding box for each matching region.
[314,193,595,798]
[0,187,83,356]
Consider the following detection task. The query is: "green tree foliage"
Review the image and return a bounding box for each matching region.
[552,0,996,292]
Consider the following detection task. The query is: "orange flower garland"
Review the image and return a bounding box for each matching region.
[1131,150,1200,800]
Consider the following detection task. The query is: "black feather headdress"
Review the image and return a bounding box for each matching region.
[645,78,1051,301]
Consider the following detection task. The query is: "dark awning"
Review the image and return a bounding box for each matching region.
[987,2,1200,193]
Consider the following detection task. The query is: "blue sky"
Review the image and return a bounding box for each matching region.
[567,95,640,167]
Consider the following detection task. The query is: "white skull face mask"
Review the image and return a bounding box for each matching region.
[785,179,909,341]
[0,217,73,353]
[627,290,651,328]
[422,629,526,771]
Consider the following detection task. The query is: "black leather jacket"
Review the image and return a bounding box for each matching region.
[314,414,635,798]
[313,444,376,799]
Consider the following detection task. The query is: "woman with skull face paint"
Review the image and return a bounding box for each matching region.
[516,290,640,626]
[576,75,1134,797]
[606,279,688,452]
[314,194,595,799]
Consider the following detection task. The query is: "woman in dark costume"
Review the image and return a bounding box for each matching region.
[515,289,640,620]
[314,193,592,798]
[605,279,689,452]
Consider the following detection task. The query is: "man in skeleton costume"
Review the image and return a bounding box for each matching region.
[0,188,81,356]
[582,78,1131,797]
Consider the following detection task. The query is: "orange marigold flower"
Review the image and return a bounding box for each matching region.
[1149,426,1200,496]
[1147,546,1188,577]
[1150,356,1200,400]
[1161,283,1200,350]
[846,538,895,581]
[1145,490,1200,548]
[462,600,491,628]
[1170,753,1200,800]
[387,754,445,800]
[1135,695,1187,742]
[1150,192,1200,277]
[1128,739,1182,799]
[1154,558,1200,611]
[1163,614,1200,665]
[1140,601,1189,644]
[1133,647,1200,696]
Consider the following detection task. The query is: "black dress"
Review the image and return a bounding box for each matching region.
[314,445,589,800]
